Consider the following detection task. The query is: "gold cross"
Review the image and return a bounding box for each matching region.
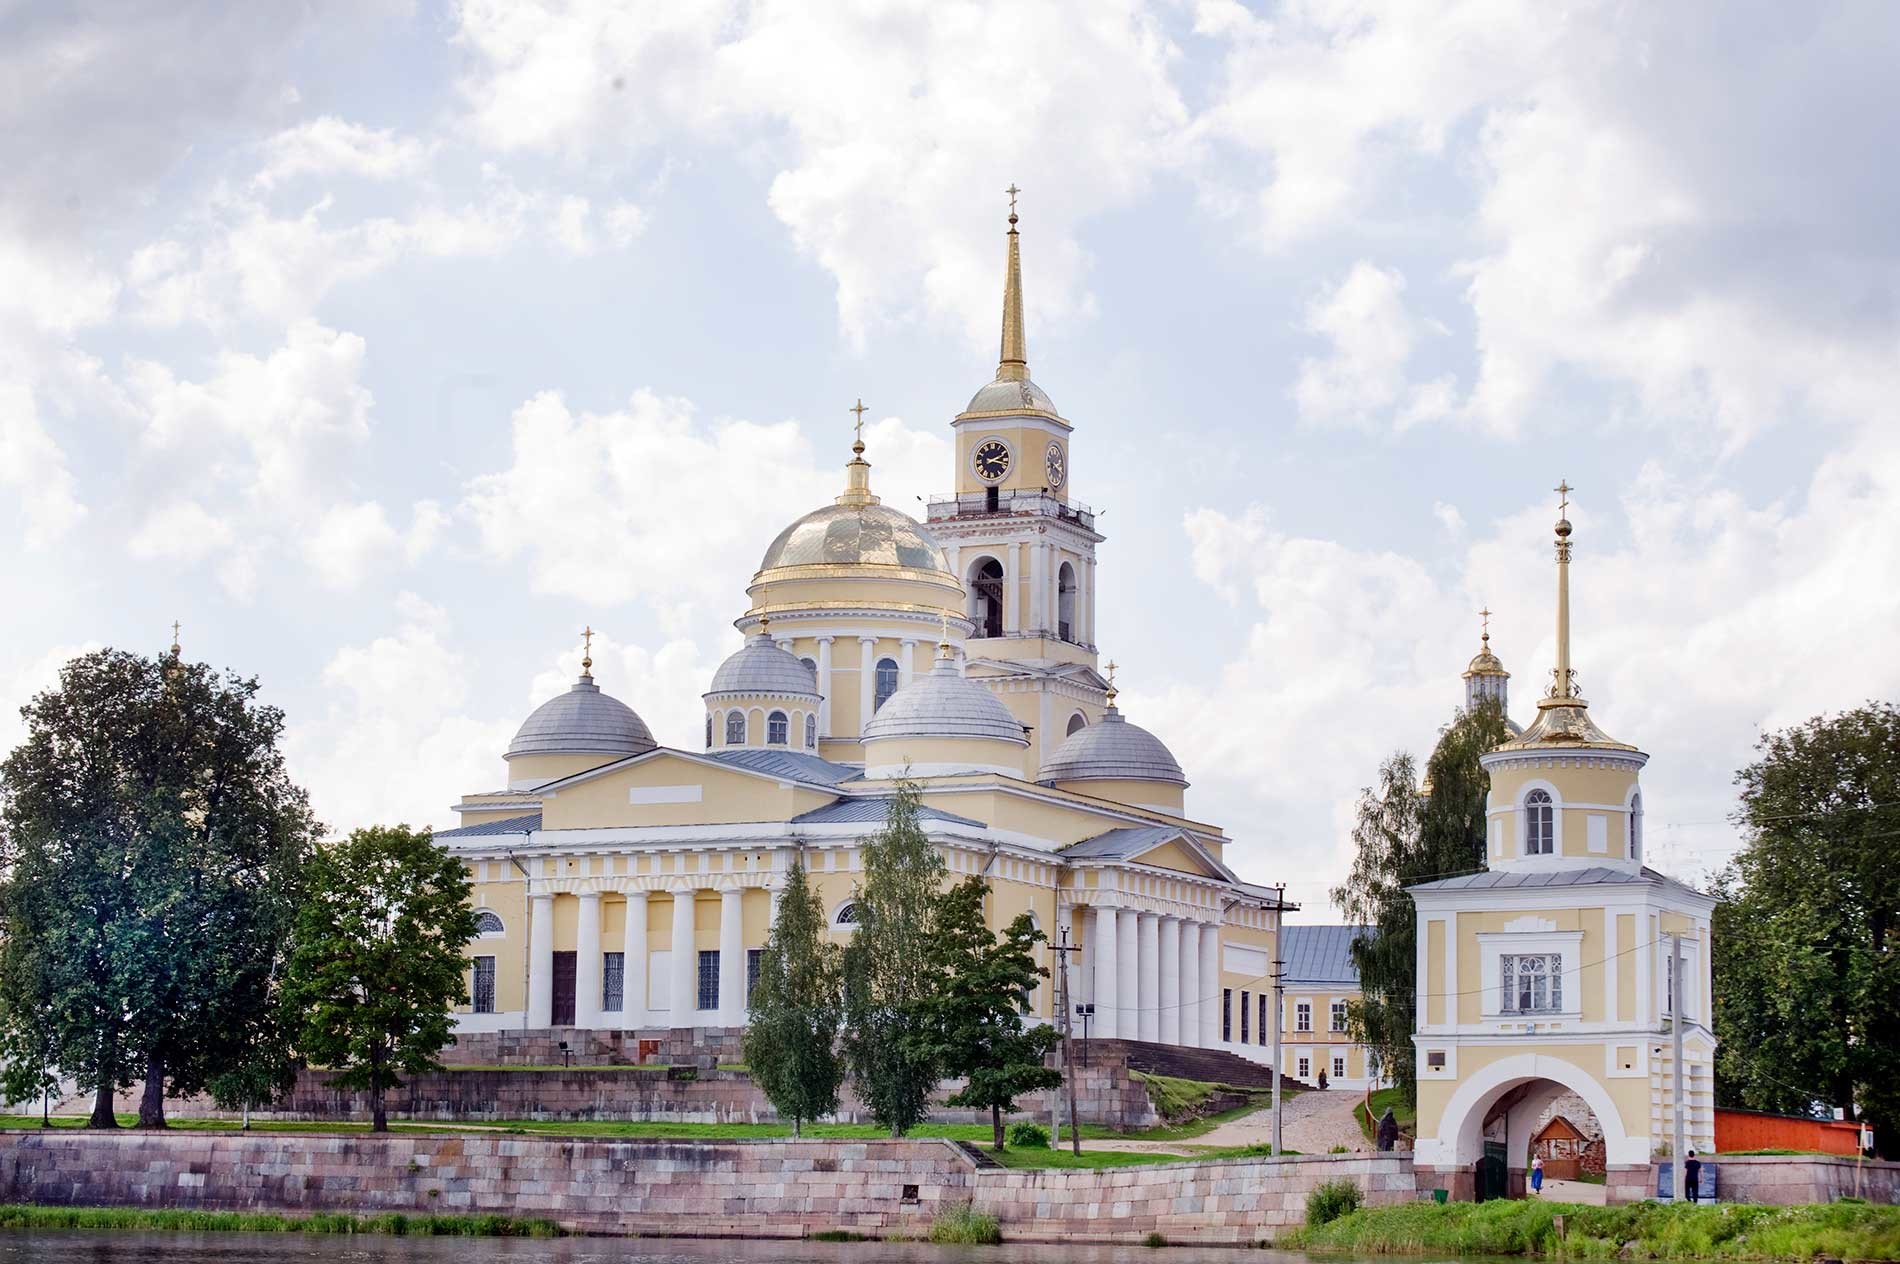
[850,398,868,443]
[1555,480,1572,515]
[581,625,594,670]
[1479,606,1491,640]
[1006,183,1020,215]
[171,620,181,642]
[1105,659,1118,687]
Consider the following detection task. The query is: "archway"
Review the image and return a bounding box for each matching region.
[1057,561,1077,641]
[1420,1054,1635,1202]
[968,557,1004,638]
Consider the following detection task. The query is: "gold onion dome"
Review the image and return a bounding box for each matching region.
[754,415,952,580]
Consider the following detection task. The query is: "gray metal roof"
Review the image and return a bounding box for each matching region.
[1409,865,1702,896]
[435,813,541,839]
[706,634,821,699]
[1039,707,1186,786]
[791,797,985,827]
[1281,924,1368,986]
[1062,825,1183,859]
[757,501,951,574]
[863,658,1029,744]
[506,676,657,760]
[705,748,859,787]
[964,375,1058,418]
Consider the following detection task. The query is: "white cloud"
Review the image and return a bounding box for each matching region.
[253,116,429,190]
[0,374,88,546]
[1293,261,1452,431]
[305,500,447,589]
[462,389,949,620]
[129,500,236,563]
[0,640,104,758]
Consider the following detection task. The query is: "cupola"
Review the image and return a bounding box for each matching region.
[860,639,1029,779]
[704,617,823,752]
[505,629,656,790]
[1038,667,1187,813]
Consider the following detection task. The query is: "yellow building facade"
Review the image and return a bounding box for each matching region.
[435,206,1290,1058]
[1409,498,1716,1199]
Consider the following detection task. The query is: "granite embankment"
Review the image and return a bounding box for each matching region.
[0,1128,1416,1245]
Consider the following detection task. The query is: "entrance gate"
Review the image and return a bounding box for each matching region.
[1476,1141,1509,1201]
[551,951,577,1026]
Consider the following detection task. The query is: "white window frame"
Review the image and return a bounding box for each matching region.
[1295,1001,1312,1033]
[1518,779,1564,857]
[1329,998,1348,1033]
[767,710,789,746]
[1477,929,1584,1021]
[724,710,746,746]
[473,909,506,939]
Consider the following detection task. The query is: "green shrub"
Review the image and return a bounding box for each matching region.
[810,1229,870,1242]
[1306,1178,1362,1227]
[1143,1230,1168,1247]
[1006,1122,1050,1149]
[928,1203,1002,1245]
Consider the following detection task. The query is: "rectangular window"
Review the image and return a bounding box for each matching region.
[1500,953,1563,1014]
[1296,1001,1312,1032]
[602,952,624,1012]
[1259,994,1269,1045]
[1222,988,1233,1041]
[1240,990,1250,1044]
[1427,1049,1446,1070]
[747,949,763,1006]
[1333,1055,1346,1079]
[1330,999,1348,1033]
[1297,1056,1310,1079]
[471,956,496,1014]
[697,950,720,1012]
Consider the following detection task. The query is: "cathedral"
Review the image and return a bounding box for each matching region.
[436,205,1290,1057]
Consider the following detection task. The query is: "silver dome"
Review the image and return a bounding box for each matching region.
[757,502,952,574]
[707,634,820,699]
[963,375,1058,417]
[862,658,1028,744]
[1039,707,1187,786]
[506,675,656,760]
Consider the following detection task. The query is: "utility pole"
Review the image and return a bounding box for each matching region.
[1272,882,1287,1157]
[1053,921,1083,1157]
[1670,931,1686,1202]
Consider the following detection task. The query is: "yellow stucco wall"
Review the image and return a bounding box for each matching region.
[1486,761,1641,862]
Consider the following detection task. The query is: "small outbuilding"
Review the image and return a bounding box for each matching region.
[1532,1115,1589,1181]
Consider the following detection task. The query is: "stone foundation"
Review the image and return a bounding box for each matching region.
[1713,1155,1900,1205]
[0,1129,1416,1243]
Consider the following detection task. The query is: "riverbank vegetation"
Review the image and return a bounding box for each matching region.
[1281,1197,1900,1260]
[0,1204,560,1237]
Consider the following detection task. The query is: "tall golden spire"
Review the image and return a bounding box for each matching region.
[1552,480,1575,699]
[836,397,880,507]
[996,184,1028,383]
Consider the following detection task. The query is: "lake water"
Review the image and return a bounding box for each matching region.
[0,1233,1345,1264]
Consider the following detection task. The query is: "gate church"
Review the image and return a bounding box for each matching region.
[436,204,1291,1057]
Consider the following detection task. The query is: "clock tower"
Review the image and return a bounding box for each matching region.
[926,193,1108,770]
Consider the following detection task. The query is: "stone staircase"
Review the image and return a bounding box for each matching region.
[1099,1038,1304,1094]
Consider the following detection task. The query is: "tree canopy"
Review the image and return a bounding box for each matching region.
[283,824,477,1131]
[0,648,317,1127]
[1333,700,1506,1107]
[742,857,843,1136]
[1712,702,1900,1157]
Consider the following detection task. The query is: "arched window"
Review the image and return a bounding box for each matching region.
[1629,792,1643,863]
[970,557,1005,638]
[704,712,713,748]
[834,902,862,930]
[767,710,789,745]
[1066,711,1087,736]
[1525,789,1555,855]
[800,656,818,684]
[875,658,900,709]
[805,713,817,748]
[473,910,505,937]
[725,710,746,745]
[1057,561,1077,642]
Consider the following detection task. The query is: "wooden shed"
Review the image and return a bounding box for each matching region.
[1533,1115,1589,1181]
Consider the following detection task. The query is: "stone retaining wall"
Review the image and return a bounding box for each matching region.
[1712,1155,1900,1205]
[0,1129,1414,1244]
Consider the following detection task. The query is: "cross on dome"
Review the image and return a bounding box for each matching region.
[581,625,594,674]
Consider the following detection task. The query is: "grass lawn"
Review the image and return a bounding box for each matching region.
[1355,1085,1415,1144]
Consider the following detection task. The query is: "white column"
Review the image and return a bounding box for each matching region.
[1001,546,1018,632]
[623,892,649,1024]
[1029,538,1046,631]
[575,892,603,1030]
[858,636,877,728]
[1093,905,1119,1040]
[1137,912,1160,1043]
[1180,921,1203,1049]
[1117,906,1139,1039]
[816,637,834,734]
[899,639,916,689]
[527,893,553,1028]
[1199,924,1220,1046]
[1083,557,1096,645]
[719,888,745,1026]
[669,887,697,1027]
[1158,916,1181,1046]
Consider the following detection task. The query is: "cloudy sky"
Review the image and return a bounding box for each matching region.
[5,1,1897,915]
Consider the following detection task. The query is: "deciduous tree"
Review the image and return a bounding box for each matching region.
[283,825,477,1132]
[742,857,843,1137]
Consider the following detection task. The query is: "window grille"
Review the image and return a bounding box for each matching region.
[1501,952,1563,1013]
[471,956,496,1014]
[473,910,504,937]
[874,658,900,709]
[835,902,861,927]
[697,950,720,1012]
[602,952,624,1011]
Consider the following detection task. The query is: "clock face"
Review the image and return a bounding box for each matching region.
[1045,442,1066,489]
[973,439,1011,482]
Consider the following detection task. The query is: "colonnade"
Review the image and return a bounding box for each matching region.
[525,886,758,1030]
[1081,905,1222,1047]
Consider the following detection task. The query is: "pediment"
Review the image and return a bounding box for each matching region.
[1130,836,1229,880]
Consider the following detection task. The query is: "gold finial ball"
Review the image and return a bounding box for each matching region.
[1555,517,1573,538]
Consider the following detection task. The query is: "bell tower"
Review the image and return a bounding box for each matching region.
[925,191,1109,770]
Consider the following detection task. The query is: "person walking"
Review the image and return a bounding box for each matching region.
[1376,1106,1399,1152]
[1530,1155,1545,1196]
[1684,1150,1701,1204]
